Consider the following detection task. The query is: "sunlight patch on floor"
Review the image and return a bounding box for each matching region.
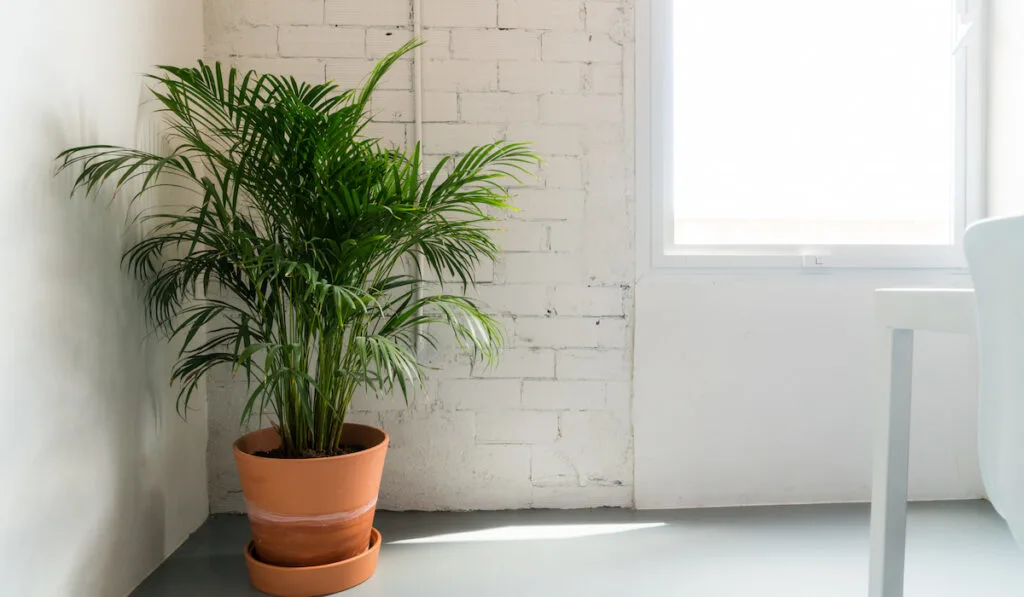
[388,523,667,545]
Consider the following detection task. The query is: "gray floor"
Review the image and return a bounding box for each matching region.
[132,501,1023,596]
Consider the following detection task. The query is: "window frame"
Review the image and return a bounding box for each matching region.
[640,0,987,271]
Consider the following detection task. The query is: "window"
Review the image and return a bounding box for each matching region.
[644,0,986,268]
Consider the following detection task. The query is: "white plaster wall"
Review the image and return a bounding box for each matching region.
[0,2,207,596]
[633,272,980,509]
[203,0,636,512]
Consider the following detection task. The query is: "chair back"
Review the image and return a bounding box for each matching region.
[965,215,1024,543]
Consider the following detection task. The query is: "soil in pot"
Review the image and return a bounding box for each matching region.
[254,444,367,459]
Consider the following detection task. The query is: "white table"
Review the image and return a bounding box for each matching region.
[869,288,977,597]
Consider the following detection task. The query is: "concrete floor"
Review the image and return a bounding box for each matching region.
[132,501,1023,597]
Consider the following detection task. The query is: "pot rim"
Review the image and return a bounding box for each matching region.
[232,423,389,463]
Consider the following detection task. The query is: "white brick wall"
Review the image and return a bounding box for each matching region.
[279,26,365,57]
[552,285,626,316]
[499,0,585,30]
[424,59,499,91]
[452,29,541,60]
[521,380,605,410]
[205,0,635,511]
[460,92,539,123]
[502,253,585,284]
[557,349,630,380]
[540,94,621,124]
[516,317,626,348]
[326,0,410,26]
[499,61,585,94]
[423,0,497,28]
[476,410,559,444]
[542,31,622,63]
[244,0,324,26]
[510,188,586,220]
[439,379,521,410]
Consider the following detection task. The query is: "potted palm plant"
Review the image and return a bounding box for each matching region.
[58,41,538,597]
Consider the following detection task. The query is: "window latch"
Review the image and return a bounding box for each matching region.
[953,14,974,55]
[802,255,827,268]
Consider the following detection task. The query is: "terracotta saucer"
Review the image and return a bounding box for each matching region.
[244,528,382,597]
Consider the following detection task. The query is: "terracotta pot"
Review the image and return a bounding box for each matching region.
[233,423,388,568]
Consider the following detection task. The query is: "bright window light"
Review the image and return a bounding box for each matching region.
[389,523,667,545]
[671,0,957,247]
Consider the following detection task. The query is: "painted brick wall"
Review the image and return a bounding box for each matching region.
[204,0,635,511]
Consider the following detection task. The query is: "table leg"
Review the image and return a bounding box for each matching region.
[868,328,915,597]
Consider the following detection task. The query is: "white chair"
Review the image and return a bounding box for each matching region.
[869,215,1024,597]
[964,214,1024,545]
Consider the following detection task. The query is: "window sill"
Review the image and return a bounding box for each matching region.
[652,250,970,273]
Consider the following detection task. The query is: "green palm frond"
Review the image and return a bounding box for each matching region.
[57,39,540,457]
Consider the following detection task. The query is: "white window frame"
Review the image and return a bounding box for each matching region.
[638,0,987,271]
